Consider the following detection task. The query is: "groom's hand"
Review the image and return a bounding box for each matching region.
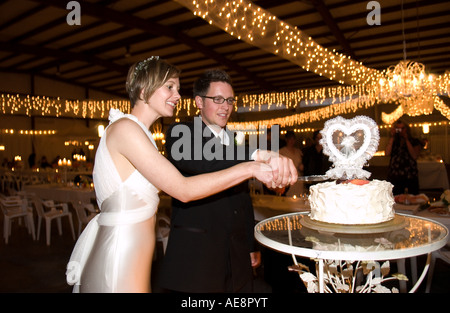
[255,150,297,188]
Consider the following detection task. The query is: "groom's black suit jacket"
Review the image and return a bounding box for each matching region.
[158,118,257,293]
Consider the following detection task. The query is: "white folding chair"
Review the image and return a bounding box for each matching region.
[31,196,75,246]
[3,172,18,193]
[73,202,98,237]
[425,245,450,293]
[0,173,6,193]
[0,195,36,244]
[155,213,171,254]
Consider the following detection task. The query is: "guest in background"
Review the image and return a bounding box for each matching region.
[302,130,332,176]
[1,158,9,168]
[71,148,78,160]
[39,156,52,169]
[279,131,304,196]
[28,152,36,169]
[51,155,60,168]
[303,137,313,150]
[385,119,422,195]
[265,126,282,152]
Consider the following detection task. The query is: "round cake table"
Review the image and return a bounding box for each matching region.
[255,212,449,293]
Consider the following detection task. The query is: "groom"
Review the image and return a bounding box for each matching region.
[158,69,295,293]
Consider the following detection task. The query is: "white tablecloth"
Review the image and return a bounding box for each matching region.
[395,202,450,246]
[23,184,95,205]
[418,161,449,190]
[252,194,310,222]
[368,158,449,191]
[417,209,450,230]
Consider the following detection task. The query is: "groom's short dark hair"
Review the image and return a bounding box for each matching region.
[193,69,232,98]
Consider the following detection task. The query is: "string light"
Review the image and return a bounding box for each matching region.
[3,0,450,125]
[2,85,449,131]
[1,94,130,119]
[1,1,450,125]
[175,0,450,124]
[376,121,449,130]
[228,94,376,130]
[1,128,57,135]
[180,0,381,85]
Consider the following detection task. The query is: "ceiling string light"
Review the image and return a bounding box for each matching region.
[174,0,449,126]
[1,128,57,135]
[1,1,449,127]
[1,94,130,119]
[228,94,376,131]
[2,74,449,128]
[176,0,381,86]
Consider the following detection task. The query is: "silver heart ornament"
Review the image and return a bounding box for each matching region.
[320,115,380,179]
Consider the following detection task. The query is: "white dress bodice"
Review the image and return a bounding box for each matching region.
[66,109,160,292]
[93,109,160,208]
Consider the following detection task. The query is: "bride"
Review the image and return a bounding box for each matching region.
[65,56,297,292]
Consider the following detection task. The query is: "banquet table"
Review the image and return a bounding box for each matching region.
[23,183,96,206]
[418,161,449,190]
[255,212,448,293]
[251,194,310,222]
[394,202,450,234]
[368,158,449,191]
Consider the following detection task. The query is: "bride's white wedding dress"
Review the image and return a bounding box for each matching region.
[66,109,160,292]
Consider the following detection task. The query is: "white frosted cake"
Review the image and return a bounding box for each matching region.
[308,179,395,225]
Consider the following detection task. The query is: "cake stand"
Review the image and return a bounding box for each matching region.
[255,212,448,293]
[299,214,408,234]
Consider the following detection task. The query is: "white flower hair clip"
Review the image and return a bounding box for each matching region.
[134,56,160,79]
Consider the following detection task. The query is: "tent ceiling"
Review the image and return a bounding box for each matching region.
[0,0,449,100]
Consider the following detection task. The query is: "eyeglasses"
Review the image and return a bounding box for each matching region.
[202,95,236,105]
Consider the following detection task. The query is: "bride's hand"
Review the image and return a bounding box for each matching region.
[251,162,274,187]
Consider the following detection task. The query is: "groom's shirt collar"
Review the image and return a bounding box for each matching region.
[199,116,230,146]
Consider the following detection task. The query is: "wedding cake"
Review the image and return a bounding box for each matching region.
[307,116,395,225]
[309,179,395,225]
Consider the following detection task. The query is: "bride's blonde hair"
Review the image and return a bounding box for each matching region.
[126,56,181,107]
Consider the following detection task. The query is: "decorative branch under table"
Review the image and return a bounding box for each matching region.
[255,212,448,293]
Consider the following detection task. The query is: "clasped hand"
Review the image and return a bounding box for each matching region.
[253,150,298,189]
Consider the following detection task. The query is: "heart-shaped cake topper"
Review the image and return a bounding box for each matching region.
[320,115,379,179]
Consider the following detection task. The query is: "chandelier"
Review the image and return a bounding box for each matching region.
[378,0,436,123]
[378,60,435,116]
